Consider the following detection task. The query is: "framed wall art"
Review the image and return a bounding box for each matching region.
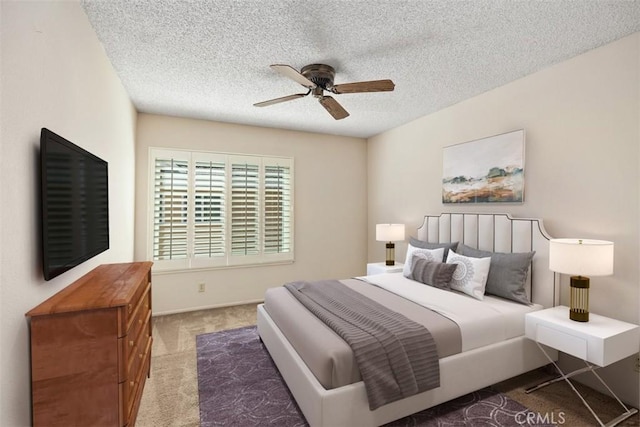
[442,129,525,204]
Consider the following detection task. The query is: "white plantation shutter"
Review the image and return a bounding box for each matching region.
[264,161,292,256]
[149,149,294,271]
[192,155,226,266]
[230,159,261,259]
[152,155,189,269]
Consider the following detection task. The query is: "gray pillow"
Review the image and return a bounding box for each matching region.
[409,256,457,290]
[409,237,459,259]
[456,243,534,305]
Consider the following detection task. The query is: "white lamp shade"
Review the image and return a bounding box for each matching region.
[549,238,614,276]
[376,224,405,242]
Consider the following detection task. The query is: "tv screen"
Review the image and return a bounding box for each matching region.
[40,128,109,280]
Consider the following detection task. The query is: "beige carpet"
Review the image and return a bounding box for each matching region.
[136,304,639,427]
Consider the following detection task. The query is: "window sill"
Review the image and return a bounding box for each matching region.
[151,260,295,275]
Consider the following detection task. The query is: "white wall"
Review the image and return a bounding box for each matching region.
[135,114,368,314]
[368,33,640,406]
[0,2,137,425]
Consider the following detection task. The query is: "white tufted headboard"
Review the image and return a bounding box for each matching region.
[416,213,558,308]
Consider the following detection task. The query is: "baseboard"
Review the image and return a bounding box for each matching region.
[152,298,264,317]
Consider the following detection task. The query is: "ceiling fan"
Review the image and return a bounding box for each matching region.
[254,64,395,120]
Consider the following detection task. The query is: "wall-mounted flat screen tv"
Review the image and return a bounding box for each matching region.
[40,128,109,280]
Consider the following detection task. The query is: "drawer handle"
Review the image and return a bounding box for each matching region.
[139,353,143,359]
[129,340,134,347]
[129,381,134,388]
[138,319,143,325]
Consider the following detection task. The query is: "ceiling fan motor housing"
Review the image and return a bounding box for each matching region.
[301,64,335,91]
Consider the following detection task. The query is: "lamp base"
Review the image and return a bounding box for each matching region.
[569,276,589,322]
[385,242,395,266]
[569,308,589,322]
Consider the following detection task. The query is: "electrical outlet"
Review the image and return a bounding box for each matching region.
[198,283,205,293]
[635,355,640,373]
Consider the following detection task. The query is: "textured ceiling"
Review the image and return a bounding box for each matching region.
[81,1,640,139]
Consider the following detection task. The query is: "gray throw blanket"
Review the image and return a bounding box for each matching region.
[284,280,440,410]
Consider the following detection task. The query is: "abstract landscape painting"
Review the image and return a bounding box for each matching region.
[443,130,525,204]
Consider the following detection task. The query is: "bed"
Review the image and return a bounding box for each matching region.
[257,213,560,426]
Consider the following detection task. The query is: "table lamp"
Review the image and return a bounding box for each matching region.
[376,224,405,266]
[549,238,614,322]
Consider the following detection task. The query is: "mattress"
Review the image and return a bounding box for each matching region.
[263,273,543,390]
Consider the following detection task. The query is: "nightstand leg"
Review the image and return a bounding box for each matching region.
[526,342,638,427]
[585,361,638,426]
[525,364,594,392]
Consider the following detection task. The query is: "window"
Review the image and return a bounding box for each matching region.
[149,149,293,271]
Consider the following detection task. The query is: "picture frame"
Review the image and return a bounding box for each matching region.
[442,129,525,204]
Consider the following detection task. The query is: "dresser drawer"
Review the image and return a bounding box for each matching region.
[124,335,152,419]
[126,284,151,335]
[128,290,150,344]
[119,289,151,383]
[536,324,587,360]
[125,345,152,427]
[126,312,151,382]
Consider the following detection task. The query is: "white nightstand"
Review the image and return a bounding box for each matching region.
[366,262,404,275]
[525,306,639,426]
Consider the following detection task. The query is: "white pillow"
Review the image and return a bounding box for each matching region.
[446,249,491,300]
[403,245,445,277]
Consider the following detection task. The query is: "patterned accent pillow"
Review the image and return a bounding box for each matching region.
[402,245,445,277]
[446,249,491,300]
[409,257,457,289]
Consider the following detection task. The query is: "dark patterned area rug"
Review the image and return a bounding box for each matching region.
[197,326,551,426]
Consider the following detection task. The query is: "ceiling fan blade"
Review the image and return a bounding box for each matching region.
[318,96,349,120]
[270,64,316,89]
[253,93,308,107]
[331,79,395,94]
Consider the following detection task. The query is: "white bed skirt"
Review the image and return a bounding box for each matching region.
[257,304,558,427]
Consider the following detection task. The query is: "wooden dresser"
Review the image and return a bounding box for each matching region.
[26,262,153,427]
